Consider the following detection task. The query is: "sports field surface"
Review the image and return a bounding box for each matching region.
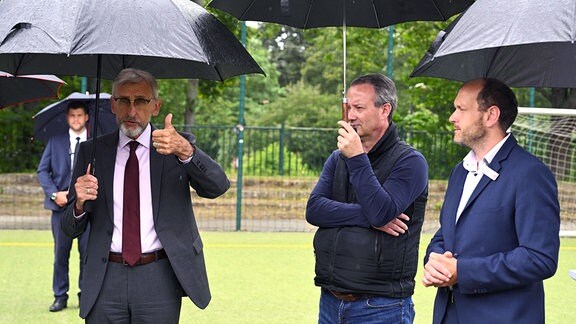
[1,231,574,323]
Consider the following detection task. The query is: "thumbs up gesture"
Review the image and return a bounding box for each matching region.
[152,113,195,159]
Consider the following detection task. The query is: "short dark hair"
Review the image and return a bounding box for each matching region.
[67,101,88,115]
[476,78,518,131]
[349,73,397,122]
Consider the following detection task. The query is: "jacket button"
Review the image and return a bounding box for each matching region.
[102,257,108,263]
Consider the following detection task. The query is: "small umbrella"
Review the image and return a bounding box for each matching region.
[0,0,264,170]
[33,92,117,143]
[0,71,65,108]
[411,0,576,88]
[209,0,473,118]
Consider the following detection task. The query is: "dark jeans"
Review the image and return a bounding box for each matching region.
[318,288,415,324]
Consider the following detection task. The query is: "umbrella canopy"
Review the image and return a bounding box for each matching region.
[411,0,576,88]
[0,0,264,170]
[0,0,263,80]
[0,71,65,108]
[208,0,473,28]
[209,0,474,118]
[33,92,117,142]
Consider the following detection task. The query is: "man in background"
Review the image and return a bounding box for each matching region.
[306,73,428,323]
[423,78,560,323]
[38,101,90,312]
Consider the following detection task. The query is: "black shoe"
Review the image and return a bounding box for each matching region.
[49,298,67,312]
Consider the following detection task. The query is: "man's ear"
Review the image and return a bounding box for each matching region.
[485,105,501,128]
[152,98,162,117]
[381,102,392,120]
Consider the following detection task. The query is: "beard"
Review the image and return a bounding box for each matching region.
[118,117,146,139]
[454,119,487,149]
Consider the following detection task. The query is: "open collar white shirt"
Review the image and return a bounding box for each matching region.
[111,124,162,253]
[455,133,510,222]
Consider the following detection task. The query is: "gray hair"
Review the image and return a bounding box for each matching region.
[112,68,159,99]
[350,73,398,122]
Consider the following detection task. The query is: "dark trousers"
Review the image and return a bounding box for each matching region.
[86,258,183,324]
[51,209,89,299]
[441,297,459,324]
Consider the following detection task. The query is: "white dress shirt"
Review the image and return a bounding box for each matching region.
[455,133,511,222]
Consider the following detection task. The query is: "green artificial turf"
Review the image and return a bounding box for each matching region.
[0,230,574,323]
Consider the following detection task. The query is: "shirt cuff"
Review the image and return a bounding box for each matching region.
[177,154,193,164]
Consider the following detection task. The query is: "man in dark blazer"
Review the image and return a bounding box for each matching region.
[62,68,230,323]
[38,101,90,312]
[422,78,560,324]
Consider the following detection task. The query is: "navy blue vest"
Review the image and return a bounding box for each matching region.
[313,124,428,297]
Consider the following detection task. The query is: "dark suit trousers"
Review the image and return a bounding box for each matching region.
[86,258,183,324]
[51,209,89,299]
[441,299,459,324]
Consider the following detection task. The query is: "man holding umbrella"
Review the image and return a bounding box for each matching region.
[37,101,90,312]
[62,68,230,322]
[306,74,428,323]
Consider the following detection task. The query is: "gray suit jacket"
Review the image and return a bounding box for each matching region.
[62,130,230,318]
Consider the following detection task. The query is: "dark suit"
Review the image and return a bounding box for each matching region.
[62,130,230,319]
[426,135,560,324]
[37,133,88,300]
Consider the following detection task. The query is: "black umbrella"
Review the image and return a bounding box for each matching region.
[33,92,117,143]
[209,0,474,118]
[0,0,264,171]
[411,0,576,88]
[0,71,65,108]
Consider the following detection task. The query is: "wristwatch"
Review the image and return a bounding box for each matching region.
[50,192,57,201]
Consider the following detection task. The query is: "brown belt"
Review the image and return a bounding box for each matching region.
[108,249,167,266]
[325,288,376,302]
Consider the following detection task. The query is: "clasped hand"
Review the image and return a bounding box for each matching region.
[422,251,458,287]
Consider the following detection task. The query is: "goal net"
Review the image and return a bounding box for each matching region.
[513,107,576,232]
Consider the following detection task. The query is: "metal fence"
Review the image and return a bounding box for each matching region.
[180,125,467,232]
[184,124,467,179]
[2,124,574,232]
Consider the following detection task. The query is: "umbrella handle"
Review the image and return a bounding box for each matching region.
[341,97,348,122]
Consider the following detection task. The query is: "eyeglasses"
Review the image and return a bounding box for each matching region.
[113,97,155,108]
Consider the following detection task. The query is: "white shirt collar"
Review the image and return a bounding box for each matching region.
[462,133,511,173]
[69,128,87,142]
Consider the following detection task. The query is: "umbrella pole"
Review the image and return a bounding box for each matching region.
[83,55,102,214]
[341,1,348,122]
[90,54,102,176]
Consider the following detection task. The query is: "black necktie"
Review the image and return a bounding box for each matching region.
[72,137,80,171]
[122,141,141,266]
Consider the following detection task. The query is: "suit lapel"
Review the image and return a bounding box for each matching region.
[99,132,119,223]
[149,136,164,223]
[443,166,466,250]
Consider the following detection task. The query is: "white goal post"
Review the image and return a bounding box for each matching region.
[514,107,576,236]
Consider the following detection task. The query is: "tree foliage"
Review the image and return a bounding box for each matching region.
[3,5,576,173]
